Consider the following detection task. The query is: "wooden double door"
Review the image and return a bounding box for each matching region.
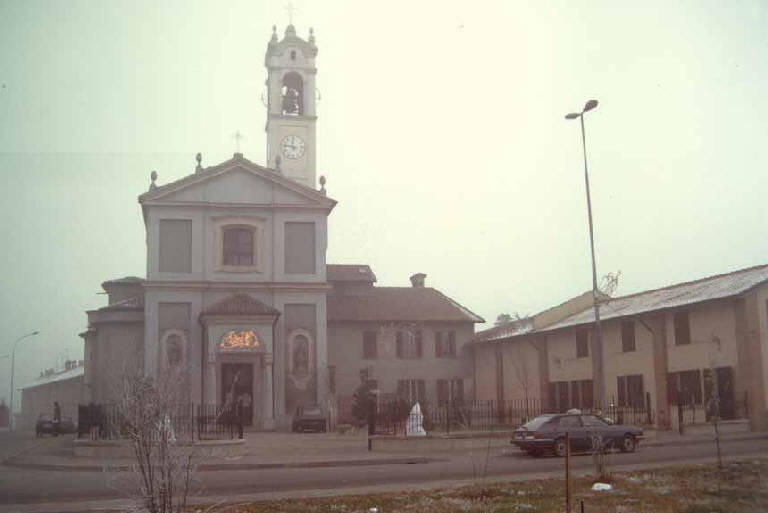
[221,363,255,426]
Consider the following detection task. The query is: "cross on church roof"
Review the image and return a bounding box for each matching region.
[285,2,297,25]
[233,130,243,153]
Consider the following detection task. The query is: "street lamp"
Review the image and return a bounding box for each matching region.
[9,331,39,430]
[565,99,605,411]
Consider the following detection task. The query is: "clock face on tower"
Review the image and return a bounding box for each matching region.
[281,135,305,159]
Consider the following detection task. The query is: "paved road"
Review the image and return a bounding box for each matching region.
[2,437,767,510]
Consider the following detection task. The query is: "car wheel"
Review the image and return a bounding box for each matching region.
[620,434,636,453]
[553,438,567,457]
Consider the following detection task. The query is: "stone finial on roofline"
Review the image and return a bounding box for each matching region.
[319,175,326,196]
[149,170,157,191]
[195,152,202,173]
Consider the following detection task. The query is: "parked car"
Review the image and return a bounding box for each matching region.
[292,404,327,432]
[511,413,643,457]
[35,414,76,436]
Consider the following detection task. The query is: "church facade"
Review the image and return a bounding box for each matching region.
[78,25,483,430]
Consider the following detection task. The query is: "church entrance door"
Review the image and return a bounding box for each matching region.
[221,363,254,426]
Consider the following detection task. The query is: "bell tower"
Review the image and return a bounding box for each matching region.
[265,24,318,188]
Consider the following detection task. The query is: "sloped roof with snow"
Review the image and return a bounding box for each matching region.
[542,264,768,333]
[23,366,84,390]
[327,287,484,323]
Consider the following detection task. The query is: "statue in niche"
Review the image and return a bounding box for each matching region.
[166,335,182,366]
[292,335,309,374]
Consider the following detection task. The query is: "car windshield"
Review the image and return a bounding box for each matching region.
[302,407,322,416]
[520,415,556,430]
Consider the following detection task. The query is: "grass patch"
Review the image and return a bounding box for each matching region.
[198,459,768,512]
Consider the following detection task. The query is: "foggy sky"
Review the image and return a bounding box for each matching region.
[1,0,767,406]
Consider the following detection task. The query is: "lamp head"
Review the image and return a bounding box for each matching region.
[583,99,599,112]
[565,113,581,120]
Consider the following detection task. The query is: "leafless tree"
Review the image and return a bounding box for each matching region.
[108,366,197,513]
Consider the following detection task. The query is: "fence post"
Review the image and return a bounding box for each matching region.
[744,390,749,418]
[677,391,684,435]
[646,391,652,426]
[565,431,572,513]
[446,401,450,435]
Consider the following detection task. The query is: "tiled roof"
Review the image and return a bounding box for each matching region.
[327,287,484,323]
[541,264,768,333]
[327,264,377,283]
[99,295,144,311]
[200,294,281,317]
[138,154,335,207]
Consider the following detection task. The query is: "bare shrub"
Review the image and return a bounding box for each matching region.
[109,367,197,513]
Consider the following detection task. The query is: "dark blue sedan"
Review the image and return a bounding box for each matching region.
[511,413,643,457]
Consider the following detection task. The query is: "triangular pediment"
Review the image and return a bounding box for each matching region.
[139,156,335,209]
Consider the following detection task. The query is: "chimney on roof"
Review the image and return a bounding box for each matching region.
[410,273,426,288]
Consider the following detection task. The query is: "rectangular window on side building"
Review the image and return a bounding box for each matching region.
[575,329,589,358]
[621,320,636,352]
[674,311,691,345]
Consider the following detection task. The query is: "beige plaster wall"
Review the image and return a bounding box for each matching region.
[547,329,593,382]
[602,318,657,409]
[501,341,542,403]
[472,342,498,401]
[20,375,85,431]
[328,321,474,402]
[665,301,737,373]
[756,284,768,411]
[90,322,144,403]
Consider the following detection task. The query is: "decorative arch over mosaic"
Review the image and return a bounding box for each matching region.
[219,330,260,351]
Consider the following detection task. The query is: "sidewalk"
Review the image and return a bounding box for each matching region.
[2,430,439,472]
[3,428,768,472]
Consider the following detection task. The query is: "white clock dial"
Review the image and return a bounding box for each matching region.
[281,135,305,159]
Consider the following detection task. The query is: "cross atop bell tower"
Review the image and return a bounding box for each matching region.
[265,24,318,188]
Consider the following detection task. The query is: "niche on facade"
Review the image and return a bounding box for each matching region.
[160,329,188,370]
[219,330,260,351]
[287,329,313,390]
[281,72,304,116]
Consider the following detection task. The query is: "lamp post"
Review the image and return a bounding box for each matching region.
[9,331,39,430]
[565,99,605,411]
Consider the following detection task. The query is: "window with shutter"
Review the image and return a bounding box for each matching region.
[435,332,443,357]
[575,329,589,358]
[617,376,628,407]
[621,320,636,352]
[362,331,377,359]
[674,311,691,345]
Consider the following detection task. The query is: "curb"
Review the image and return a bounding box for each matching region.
[2,455,440,473]
[642,432,768,448]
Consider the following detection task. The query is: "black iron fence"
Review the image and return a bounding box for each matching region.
[673,390,749,432]
[77,403,244,441]
[372,396,656,436]
[372,398,547,435]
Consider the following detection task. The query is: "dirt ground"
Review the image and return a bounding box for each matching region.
[208,458,768,513]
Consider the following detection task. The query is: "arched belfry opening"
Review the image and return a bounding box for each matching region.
[281,72,304,116]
